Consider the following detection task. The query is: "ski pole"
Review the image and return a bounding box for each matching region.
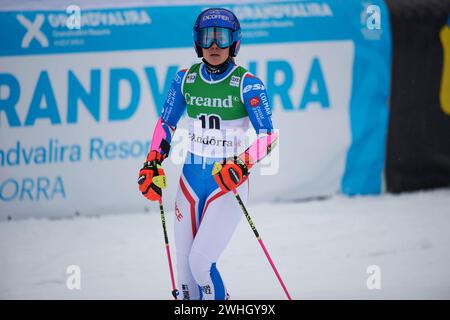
[158,198,179,300]
[232,189,292,300]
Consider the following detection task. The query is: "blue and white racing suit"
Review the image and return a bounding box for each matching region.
[151,61,274,300]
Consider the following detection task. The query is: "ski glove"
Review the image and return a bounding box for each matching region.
[138,150,166,201]
[212,155,251,192]
[211,132,279,192]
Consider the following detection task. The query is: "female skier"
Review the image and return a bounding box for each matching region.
[138,8,278,300]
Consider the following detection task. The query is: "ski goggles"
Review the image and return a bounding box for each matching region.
[196,27,239,49]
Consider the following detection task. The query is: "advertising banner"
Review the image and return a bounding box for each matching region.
[0,0,391,219]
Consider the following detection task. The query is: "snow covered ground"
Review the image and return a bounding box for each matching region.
[1,188,450,300]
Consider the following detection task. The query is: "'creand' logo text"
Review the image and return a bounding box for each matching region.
[185,93,234,108]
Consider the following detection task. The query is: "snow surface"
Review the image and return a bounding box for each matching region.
[1,188,450,299]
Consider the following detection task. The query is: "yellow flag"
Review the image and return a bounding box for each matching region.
[440,24,450,115]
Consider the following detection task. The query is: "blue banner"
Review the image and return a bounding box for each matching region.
[0,0,392,219]
[1,1,387,54]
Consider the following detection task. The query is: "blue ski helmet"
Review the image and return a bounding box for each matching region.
[193,8,242,58]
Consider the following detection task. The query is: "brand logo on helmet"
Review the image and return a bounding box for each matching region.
[185,93,234,108]
[202,14,230,22]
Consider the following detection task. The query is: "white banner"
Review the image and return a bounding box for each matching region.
[0,1,392,219]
